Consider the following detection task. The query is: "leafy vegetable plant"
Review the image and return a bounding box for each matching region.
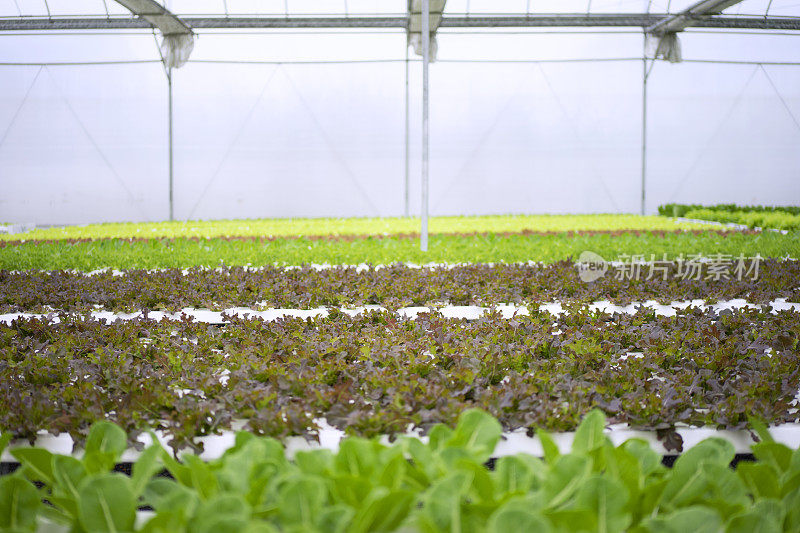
[2,307,799,451]
[1,258,796,313]
[659,203,800,218]
[0,214,707,243]
[684,209,800,232]
[3,409,800,532]
[2,230,794,271]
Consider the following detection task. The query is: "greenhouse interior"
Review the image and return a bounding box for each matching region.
[1,1,800,532]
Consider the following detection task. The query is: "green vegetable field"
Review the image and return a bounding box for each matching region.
[2,213,800,532]
[4,410,800,533]
[3,229,797,271]
[0,214,707,242]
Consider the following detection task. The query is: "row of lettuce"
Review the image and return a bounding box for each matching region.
[3,230,799,270]
[1,259,795,312]
[2,306,798,452]
[659,204,800,217]
[2,409,800,532]
[0,214,708,242]
[659,203,800,230]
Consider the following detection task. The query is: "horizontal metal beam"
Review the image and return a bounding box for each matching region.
[0,16,406,31]
[186,16,408,29]
[0,14,799,31]
[0,17,151,30]
[439,14,800,30]
[690,16,800,30]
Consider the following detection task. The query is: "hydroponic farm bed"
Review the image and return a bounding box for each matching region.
[2,215,800,532]
[2,304,800,450]
[0,258,798,312]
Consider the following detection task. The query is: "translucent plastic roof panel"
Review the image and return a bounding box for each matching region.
[443,0,740,14]
[0,0,406,19]
[167,0,227,16]
[106,1,133,15]
[0,0,167,17]
[721,0,761,15]
[723,0,800,16]
[223,0,286,16]
[167,0,405,16]
[41,0,111,17]
[283,1,358,15]
[0,0,23,17]
[345,0,405,15]
[7,0,49,17]
[648,0,715,13]
[444,0,529,14]
[589,1,653,14]
[615,0,742,13]
[587,0,702,13]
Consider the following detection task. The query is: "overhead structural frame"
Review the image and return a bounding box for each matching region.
[2,14,800,31]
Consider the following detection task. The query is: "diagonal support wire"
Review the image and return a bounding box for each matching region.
[432,64,539,213]
[281,66,382,216]
[151,28,170,78]
[759,63,800,133]
[667,64,760,201]
[187,65,281,219]
[433,62,620,213]
[0,66,43,152]
[43,66,148,219]
[536,62,621,211]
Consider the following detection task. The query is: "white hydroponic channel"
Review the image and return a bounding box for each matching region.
[1,298,799,325]
[4,416,800,464]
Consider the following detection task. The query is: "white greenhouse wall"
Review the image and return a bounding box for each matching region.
[0,29,798,224]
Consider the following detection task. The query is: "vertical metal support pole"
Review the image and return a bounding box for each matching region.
[168,66,174,221]
[421,0,430,251]
[404,42,410,217]
[640,34,648,216]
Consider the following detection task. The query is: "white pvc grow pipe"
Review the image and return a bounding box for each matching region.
[2,299,798,326]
